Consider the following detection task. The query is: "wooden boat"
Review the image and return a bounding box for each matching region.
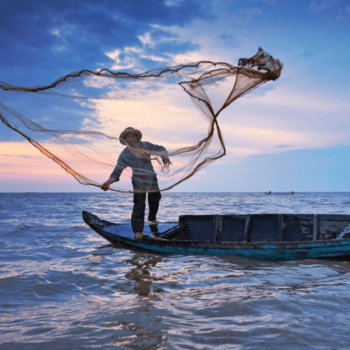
[83,211,350,260]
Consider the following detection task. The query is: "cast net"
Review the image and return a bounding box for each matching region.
[0,48,282,193]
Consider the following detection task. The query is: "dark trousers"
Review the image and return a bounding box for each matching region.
[131,191,161,233]
[131,176,161,233]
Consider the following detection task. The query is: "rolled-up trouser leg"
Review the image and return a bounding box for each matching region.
[148,191,161,222]
[132,192,146,233]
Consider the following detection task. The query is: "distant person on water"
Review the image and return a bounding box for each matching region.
[101,127,171,240]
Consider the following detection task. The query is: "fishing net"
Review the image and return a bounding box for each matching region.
[0,48,282,193]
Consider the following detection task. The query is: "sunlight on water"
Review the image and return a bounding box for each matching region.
[1,192,350,349]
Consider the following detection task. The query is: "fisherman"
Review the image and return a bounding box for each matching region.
[101,127,171,240]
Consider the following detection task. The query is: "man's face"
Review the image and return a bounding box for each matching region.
[125,133,137,146]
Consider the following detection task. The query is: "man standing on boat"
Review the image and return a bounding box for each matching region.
[101,127,171,240]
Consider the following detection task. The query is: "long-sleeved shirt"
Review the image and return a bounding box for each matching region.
[110,141,166,190]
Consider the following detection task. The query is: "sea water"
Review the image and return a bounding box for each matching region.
[1,192,350,349]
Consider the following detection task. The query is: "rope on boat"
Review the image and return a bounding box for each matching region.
[328,224,350,240]
[326,224,343,236]
[46,224,89,245]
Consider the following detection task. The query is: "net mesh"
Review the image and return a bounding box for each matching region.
[0,48,282,193]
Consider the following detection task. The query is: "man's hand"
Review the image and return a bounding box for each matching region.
[101,177,117,191]
[101,182,110,191]
[139,149,151,160]
[163,157,172,166]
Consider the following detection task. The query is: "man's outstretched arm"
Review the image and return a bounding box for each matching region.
[144,141,172,165]
[101,150,128,191]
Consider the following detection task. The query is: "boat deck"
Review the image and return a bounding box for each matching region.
[103,223,176,239]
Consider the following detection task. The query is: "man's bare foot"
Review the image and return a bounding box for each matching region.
[134,232,143,240]
[149,220,160,225]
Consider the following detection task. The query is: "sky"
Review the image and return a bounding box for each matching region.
[0,0,350,192]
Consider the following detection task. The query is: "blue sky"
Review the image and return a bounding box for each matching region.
[0,0,350,192]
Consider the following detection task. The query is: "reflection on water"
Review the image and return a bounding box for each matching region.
[125,255,163,296]
[1,192,350,349]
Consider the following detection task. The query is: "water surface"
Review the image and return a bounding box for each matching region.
[1,192,350,349]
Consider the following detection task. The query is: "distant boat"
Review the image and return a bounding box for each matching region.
[265,191,294,195]
[83,211,350,261]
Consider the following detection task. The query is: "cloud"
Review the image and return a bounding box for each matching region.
[164,0,185,7]
[309,0,340,12]
[1,154,41,158]
[237,8,262,16]
[0,0,211,83]
[219,34,238,48]
[309,0,350,19]
[276,144,294,149]
[310,0,341,12]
